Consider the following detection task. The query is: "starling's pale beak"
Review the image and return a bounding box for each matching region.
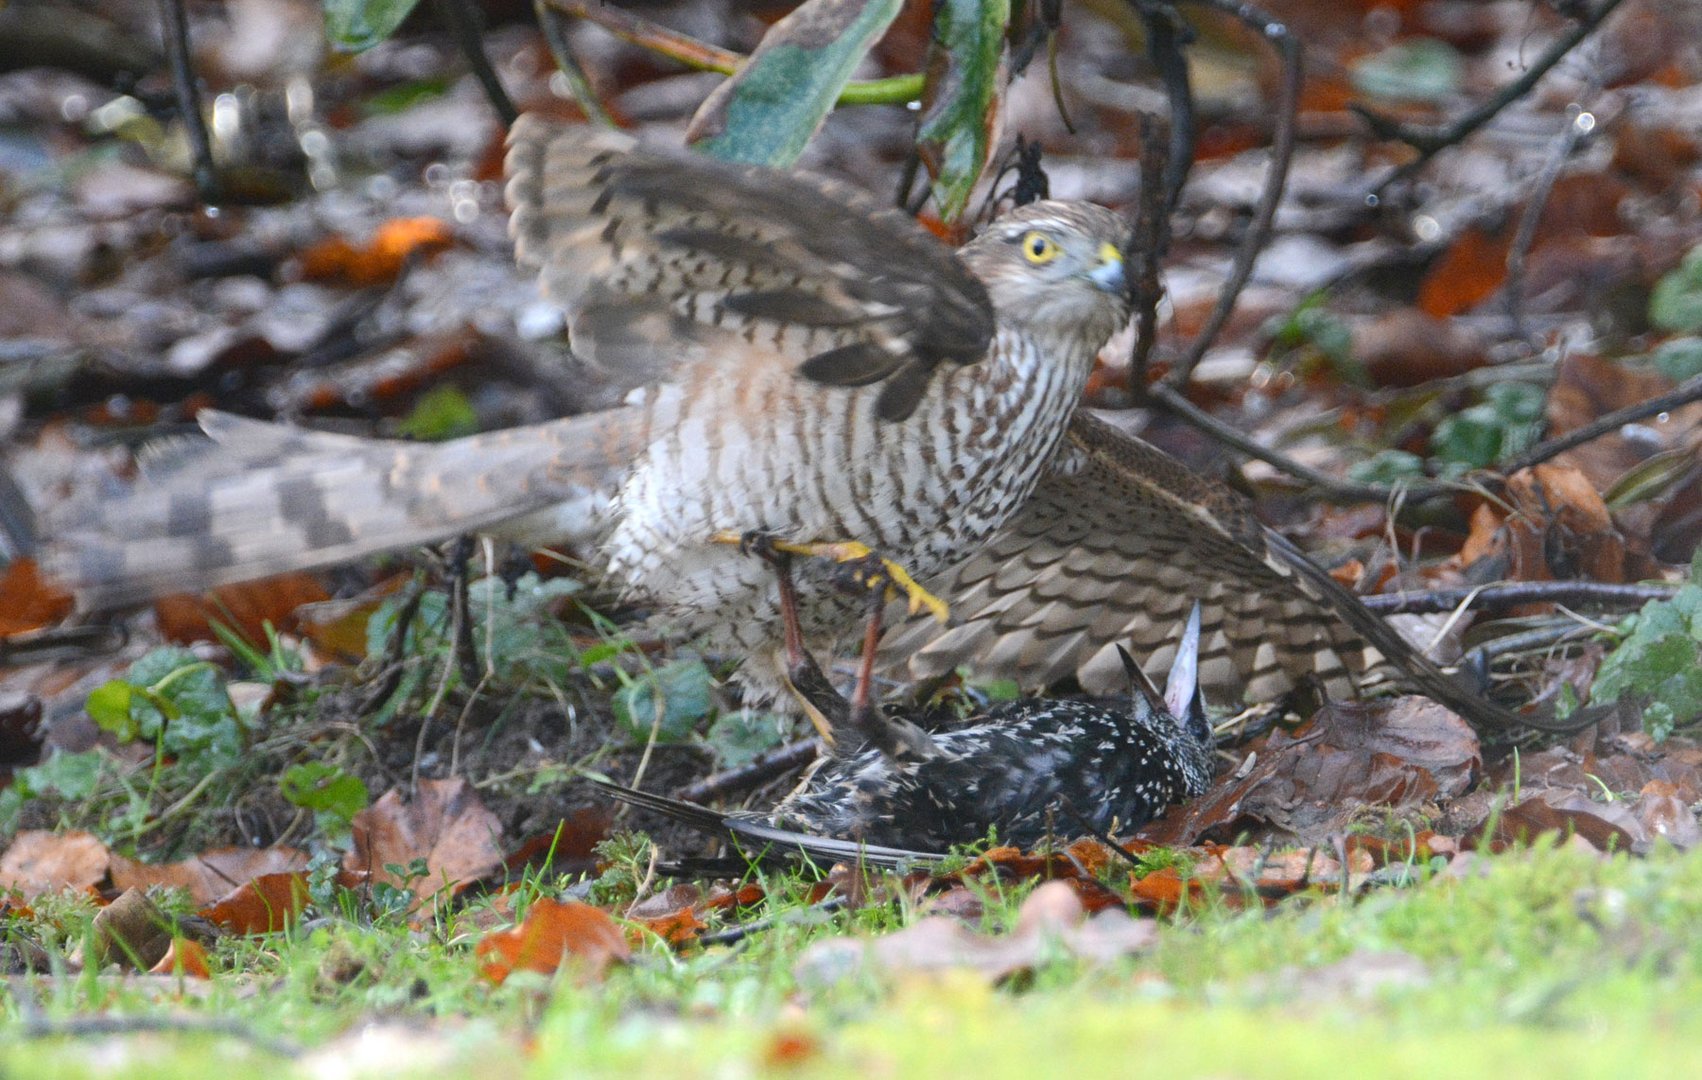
[1087,241,1126,294]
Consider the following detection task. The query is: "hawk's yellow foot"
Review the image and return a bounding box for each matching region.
[710,532,948,625]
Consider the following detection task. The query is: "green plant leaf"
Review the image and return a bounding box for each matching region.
[324,0,423,52]
[395,385,480,442]
[705,710,788,769]
[1590,567,1702,740]
[86,681,138,741]
[1350,38,1464,104]
[281,762,370,825]
[614,660,716,743]
[687,0,904,167]
[1651,249,1702,333]
[1652,337,1702,381]
[916,0,1010,222]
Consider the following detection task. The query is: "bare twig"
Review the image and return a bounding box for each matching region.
[157,0,217,201]
[1126,115,1171,388]
[1506,108,1596,341]
[534,0,616,127]
[1126,0,1194,216]
[1502,373,1702,474]
[1361,0,1630,197]
[1361,581,1677,617]
[675,738,822,805]
[1166,0,1302,387]
[433,0,518,125]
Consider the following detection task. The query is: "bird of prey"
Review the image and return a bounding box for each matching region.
[43,116,1586,739]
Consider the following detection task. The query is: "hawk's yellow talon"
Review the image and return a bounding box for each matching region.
[711,533,949,625]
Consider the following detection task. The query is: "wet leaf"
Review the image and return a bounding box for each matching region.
[110,845,310,905]
[0,829,108,898]
[794,880,1155,986]
[689,0,904,167]
[476,898,631,984]
[345,777,504,906]
[149,937,212,979]
[916,0,1009,221]
[200,872,311,934]
[324,0,424,53]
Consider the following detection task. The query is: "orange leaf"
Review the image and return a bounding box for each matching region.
[1417,225,1512,318]
[0,560,74,636]
[0,829,108,898]
[149,937,212,979]
[297,217,453,286]
[476,898,631,984]
[153,573,332,647]
[634,907,706,946]
[200,872,310,934]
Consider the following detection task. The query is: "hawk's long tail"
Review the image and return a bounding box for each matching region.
[42,410,631,608]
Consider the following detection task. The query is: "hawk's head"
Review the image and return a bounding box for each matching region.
[959,201,1130,346]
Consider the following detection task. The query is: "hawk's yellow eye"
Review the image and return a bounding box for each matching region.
[1021,231,1059,264]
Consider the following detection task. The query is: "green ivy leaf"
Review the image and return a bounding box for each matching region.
[1652,337,1702,381]
[324,0,423,53]
[1350,39,1465,104]
[614,660,716,743]
[1651,248,1702,333]
[705,710,788,769]
[281,762,370,825]
[688,0,903,168]
[395,385,480,442]
[916,0,1010,222]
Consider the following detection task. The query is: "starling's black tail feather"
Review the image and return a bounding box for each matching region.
[589,779,942,869]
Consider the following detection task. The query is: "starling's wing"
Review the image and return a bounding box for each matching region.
[504,117,995,421]
[590,780,942,870]
[886,410,1594,738]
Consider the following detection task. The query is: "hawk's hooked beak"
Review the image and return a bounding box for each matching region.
[1087,241,1126,294]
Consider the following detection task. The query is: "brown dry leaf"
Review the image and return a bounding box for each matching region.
[149,937,212,979]
[1139,697,1480,847]
[1353,309,1485,387]
[153,573,332,647]
[1417,225,1512,317]
[0,559,75,636]
[476,898,631,984]
[0,829,108,898]
[346,777,504,907]
[794,880,1156,987]
[628,883,708,946]
[1548,354,1702,492]
[85,888,174,971]
[1490,789,1647,853]
[1633,780,1702,850]
[1221,845,1373,897]
[110,846,310,906]
[297,217,453,286]
[502,806,613,878]
[200,871,311,934]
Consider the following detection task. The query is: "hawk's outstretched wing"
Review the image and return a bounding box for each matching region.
[886,410,1592,737]
[505,118,996,421]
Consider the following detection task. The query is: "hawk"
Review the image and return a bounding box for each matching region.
[44,116,1580,738]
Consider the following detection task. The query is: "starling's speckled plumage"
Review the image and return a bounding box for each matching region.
[597,608,1215,859]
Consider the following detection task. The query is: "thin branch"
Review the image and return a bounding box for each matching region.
[675,738,821,805]
[536,0,923,106]
[157,0,217,202]
[1504,372,1702,473]
[1361,0,1630,197]
[1126,0,1195,217]
[1126,114,1171,388]
[1361,581,1677,617]
[433,0,517,125]
[19,1015,301,1058]
[1143,383,1455,503]
[534,0,616,127]
[1504,108,1592,342]
[1166,0,1302,387]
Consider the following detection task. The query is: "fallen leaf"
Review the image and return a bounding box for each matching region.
[0,559,74,636]
[1139,697,1480,847]
[200,872,310,934]
[149,937,212,979]
[346,777,504,907]
[476,898,631,984]
[793,880,1156,986]
[1633,780,1702,850]
[111,846,310,905]
[1489,789,1647,853]
[296,217,453,286]
[0,829,108,898]
[154,573,332,648]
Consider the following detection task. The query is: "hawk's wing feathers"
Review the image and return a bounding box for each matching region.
[889,411,1595,737]
[503,118,995,421]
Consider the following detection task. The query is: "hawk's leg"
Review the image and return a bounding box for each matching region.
[835,556,938,761]
[712,530,846,746]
